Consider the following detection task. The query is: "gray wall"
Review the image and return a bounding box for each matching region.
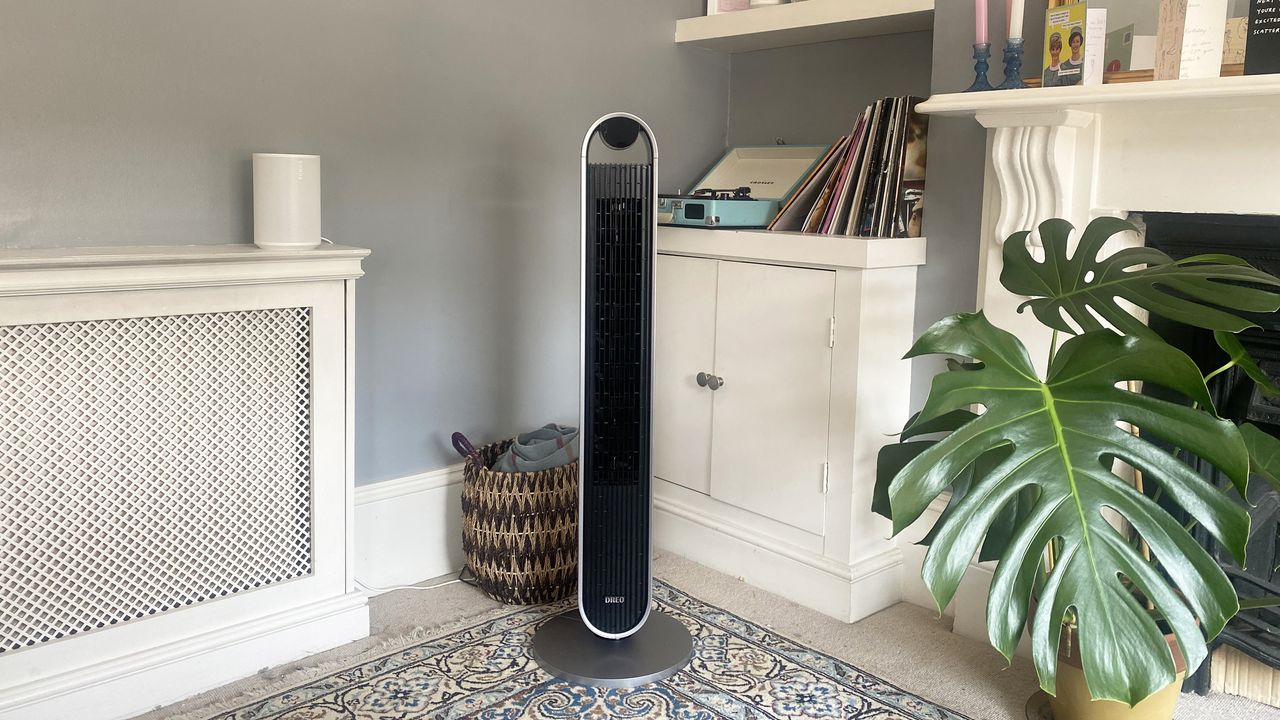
[0,1,729,485]
[726,31,934,147]
[2,1,1073,482]
[1092,0,1251,37]
[910,3,1046,409]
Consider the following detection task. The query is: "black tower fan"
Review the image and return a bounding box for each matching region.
[531,113,692,687]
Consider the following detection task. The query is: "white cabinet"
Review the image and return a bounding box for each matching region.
[655,255,833,535]
[653,255,718,496]
[652,226,926,624]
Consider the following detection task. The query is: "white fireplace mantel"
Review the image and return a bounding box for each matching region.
[918,74,1280,231]
[919,73,1280,117]
[917,74,1280,371]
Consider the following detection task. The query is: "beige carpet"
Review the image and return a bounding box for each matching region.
[135,551,1280,720]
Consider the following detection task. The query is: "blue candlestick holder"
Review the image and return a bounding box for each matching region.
[964,42,994,92]
[996,37,1028,90]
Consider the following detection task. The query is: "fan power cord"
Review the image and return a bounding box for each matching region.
[354,568,466,594]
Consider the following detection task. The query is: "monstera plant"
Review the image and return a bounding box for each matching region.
[875,216,1280,712]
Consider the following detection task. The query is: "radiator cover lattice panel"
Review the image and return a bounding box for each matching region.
[0,308,314,654]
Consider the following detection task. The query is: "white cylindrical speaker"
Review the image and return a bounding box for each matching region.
[252,153,321,250]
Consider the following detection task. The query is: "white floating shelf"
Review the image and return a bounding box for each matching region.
[676,0,934,54]
[918,73,1280,118]
[657,225,926,270]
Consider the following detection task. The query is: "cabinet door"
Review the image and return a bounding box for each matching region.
[710,261,834,535]
[653,254,718,494]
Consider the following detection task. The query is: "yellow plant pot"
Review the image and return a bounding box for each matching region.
[1049,635,1185,720]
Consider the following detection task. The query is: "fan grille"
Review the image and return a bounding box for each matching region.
[581,160,652,635]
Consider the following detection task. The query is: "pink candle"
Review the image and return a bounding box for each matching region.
[975,0,988,44]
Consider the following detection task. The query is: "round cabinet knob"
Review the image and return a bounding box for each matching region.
[707,375,724,391]
[696,371,709,387]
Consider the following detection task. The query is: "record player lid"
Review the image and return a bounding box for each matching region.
[692,145,828,204]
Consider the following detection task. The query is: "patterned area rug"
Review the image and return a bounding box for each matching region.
[215,582,969,719]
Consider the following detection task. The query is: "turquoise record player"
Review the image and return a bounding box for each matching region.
[659,145,828,229]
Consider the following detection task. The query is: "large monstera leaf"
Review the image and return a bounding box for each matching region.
[888,312,1251,706]
[1001,216,1280,337]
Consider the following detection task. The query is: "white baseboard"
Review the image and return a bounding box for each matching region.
[354,463,466,589]
[1,593,369,720]
[351,463,1034,662]
[352,465,1010,652]
[345,462,1040,665]
[354,465,905,623]
[653,494,902,623]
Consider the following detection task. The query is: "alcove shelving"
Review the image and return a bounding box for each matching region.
[654,4,935,627]
[675,0,934,53]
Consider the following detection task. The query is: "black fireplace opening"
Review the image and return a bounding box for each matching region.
[1139,212,1280,693]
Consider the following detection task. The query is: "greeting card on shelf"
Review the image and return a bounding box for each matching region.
[1084,9,1108,85]
[1043,2,1088,87]
[710,0,750,14]
[1247,0,1280,74]
[1180,0,1229,79]
[1105,23,1136,72]
[1155,0,1188,80]
[1225,16,1248,63]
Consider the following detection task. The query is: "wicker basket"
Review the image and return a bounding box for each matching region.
[460,439,578,604]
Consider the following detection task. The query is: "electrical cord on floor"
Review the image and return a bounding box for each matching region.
[354,568,467,594]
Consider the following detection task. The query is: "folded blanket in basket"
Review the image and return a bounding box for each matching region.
[492,423,579,473]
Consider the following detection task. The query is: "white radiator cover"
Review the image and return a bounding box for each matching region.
[0,245,370,720]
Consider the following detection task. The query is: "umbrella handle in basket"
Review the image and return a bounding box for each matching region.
[451,432,484,467]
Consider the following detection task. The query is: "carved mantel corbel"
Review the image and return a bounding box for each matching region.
[974,109,1096,249]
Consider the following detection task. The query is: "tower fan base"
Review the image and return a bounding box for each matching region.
[531,611,693,689]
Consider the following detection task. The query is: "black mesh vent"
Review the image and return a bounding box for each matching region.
[1141,212,1280,686]
[581,161,652,635]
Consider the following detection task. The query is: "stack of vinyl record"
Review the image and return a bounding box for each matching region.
[769,96,928,239]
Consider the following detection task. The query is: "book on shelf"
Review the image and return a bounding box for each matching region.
[767,94,927,239]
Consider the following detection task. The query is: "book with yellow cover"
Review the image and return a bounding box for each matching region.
[1043,2,1088,87]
